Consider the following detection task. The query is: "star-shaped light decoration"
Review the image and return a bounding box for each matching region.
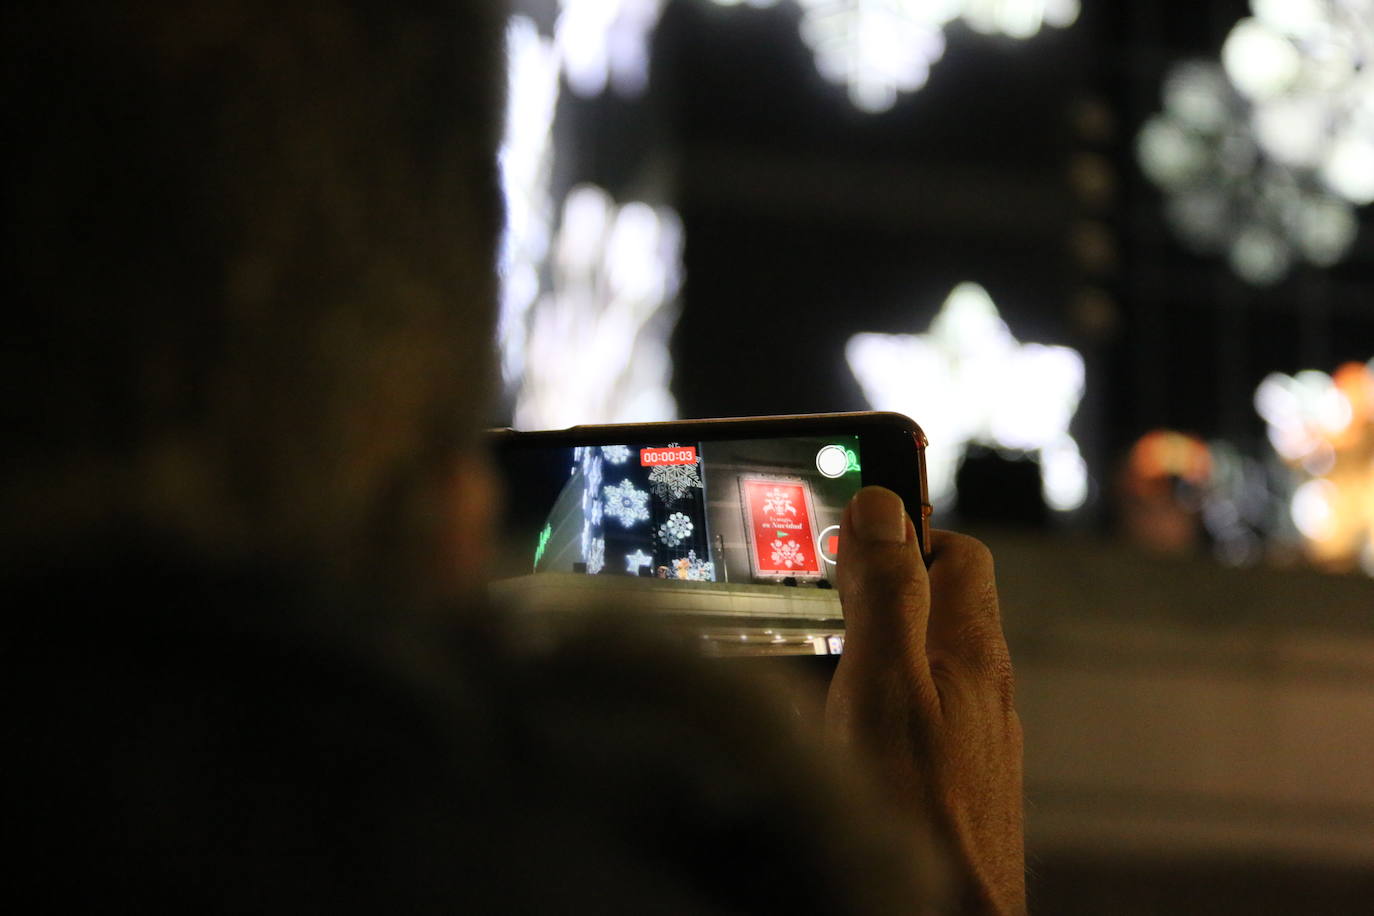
[846,282,1088,511]
[625,549,654,574]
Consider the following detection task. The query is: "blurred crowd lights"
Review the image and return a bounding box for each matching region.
[1136,1,1374,284]
[1255,360,1374,575]
[846,282,1088,513]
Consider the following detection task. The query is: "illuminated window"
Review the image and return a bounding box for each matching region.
[846,282,1088,511]
[1255,360,1374,575]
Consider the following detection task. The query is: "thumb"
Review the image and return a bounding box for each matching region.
[835,486,931,675]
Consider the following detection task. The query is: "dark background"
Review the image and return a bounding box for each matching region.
[526,3,1374,911]
[555,0,1373,531]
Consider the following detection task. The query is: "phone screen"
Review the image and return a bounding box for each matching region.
[493,434,866,656]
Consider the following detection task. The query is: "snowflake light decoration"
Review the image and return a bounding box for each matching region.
[601,445,633,464]
[709,0,1080,113]
[516,185,683,429]
[672,550,716,581]
[795,0,952,113]
[603,479,651,527]
[625,548,654,574]
[659,512,695,546]
[1221,0,1374,206]
[1137,60,1361,285]
[846,282,1087,511]
[648,461,703,503]
[770,539,807,569]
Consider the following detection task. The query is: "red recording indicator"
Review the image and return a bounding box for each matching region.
[640,446,697,467]
[827,535,839,555]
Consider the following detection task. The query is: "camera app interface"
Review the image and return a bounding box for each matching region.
[495,435,863,655]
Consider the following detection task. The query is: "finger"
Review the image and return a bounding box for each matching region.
[924,530,1012,692]
[835,487,931,671]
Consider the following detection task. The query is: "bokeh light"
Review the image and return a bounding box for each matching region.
[1255,360,1374,574]
[846,282,1087,512]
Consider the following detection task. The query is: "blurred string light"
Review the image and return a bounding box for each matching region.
[708,0,1080,112]
[1137,1,1374,285]
[499,16,560,389]
[1255,360,1374,574]
[500,14,686,427]
[516,185,683,429]
[846,282,1088,511]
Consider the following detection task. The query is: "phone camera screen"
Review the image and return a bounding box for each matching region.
[494,435,864,656]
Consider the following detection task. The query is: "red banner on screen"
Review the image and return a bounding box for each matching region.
[640,446,698,467]
[741,479,820,577]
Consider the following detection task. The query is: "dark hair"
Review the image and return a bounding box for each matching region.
[2,0,505,587]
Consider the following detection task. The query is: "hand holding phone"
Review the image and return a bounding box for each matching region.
[489,412,930,657]
[827,488,1025,916]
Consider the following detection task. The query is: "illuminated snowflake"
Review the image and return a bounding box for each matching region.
[601,445,632,464]
[795,0,952,113]
[1137,60,1360,285]
[603,479,651,527]
[659,512,695,546]
[672,550,716,581]
[770,539,806,568]
[516,185,683,428]
[761,487,798,517]
[585,536,605,575]
[846,282,1087,511]
[711,1,1080,113]
[1221,0,1374,206]
[648,462,702,502]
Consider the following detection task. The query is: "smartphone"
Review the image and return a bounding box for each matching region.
[488,412,929,659]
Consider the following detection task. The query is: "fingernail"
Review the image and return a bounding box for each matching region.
[851,487,907,544]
